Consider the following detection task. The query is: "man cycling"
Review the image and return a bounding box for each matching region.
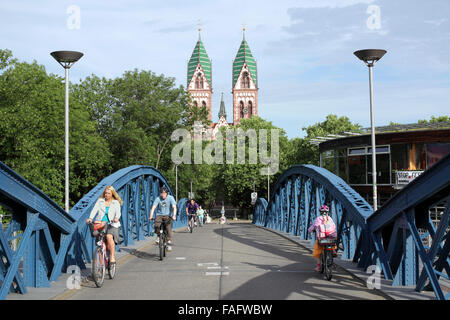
[186,198,199,232]
[149,186,177,252]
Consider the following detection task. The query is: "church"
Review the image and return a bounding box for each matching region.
[186,28,259,139]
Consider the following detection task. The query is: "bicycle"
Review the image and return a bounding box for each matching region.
[158,221,168,261]
[188,214,197,233]
[318,237,337,281]
[89,221,116,287]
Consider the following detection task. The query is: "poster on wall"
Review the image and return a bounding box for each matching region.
[395,170,424,185]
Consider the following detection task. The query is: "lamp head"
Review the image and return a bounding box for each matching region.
[50,51,83,68]
[354,49,386,66]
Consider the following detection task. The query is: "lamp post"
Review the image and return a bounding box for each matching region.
[354,49,386,211]
[174,161,181,202]
[50,51,84,212]
[267,160,271,202]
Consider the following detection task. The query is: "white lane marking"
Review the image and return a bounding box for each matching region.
[207,266,229,269]
[197,262,218,267]
[206,272,229,276]
[176,257,186,260]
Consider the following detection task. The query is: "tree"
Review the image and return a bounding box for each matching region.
[418,115,450,123]
[287,114,362,167]
[216,117,290,213]
[0,49,110,207]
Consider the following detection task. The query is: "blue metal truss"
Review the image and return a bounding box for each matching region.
[253,164,373,265]
[366,153,450,300]
[57,165,187,280]
[0,161,75,299]
[0,162,187,299]
[253,154,450,300]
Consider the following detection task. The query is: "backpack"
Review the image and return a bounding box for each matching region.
[317,216,336,239]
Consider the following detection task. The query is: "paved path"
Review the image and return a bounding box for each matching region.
[65,222,386,300]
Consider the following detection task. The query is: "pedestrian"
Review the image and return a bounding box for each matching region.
[198,205,204,227]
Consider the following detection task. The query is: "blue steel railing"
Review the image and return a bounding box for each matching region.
[0,160,75,299]
[366,152,450,300]
[253,165,373,265]
[0,163,187,299]
[253,156,450,300]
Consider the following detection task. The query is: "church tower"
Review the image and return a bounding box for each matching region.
[232,29,258,125]
[187,30,213,121]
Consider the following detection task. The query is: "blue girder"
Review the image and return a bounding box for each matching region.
[253,154,450,300]
[253,164,373,266]
[0,162,187,299]
[366,152,450,300]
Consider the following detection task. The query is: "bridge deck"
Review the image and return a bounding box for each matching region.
[56,222,387,300]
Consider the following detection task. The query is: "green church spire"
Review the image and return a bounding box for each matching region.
[232,32,257,88]
[218,92,227,119]
[187,31,212,87]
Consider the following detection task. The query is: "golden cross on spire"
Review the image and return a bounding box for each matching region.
[197,19,202,40]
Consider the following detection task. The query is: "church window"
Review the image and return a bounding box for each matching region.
[248,101,253,117]
[195,73,204,89]
[241,72,250,88]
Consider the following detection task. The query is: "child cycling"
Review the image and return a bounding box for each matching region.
[308,205,337,272]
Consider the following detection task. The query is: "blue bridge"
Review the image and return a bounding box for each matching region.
[0,154,449,300]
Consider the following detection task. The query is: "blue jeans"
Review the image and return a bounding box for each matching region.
[198,216,204,226]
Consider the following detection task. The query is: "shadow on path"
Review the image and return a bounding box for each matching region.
[214,223,385,300]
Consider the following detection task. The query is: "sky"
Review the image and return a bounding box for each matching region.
[1,0,449,138]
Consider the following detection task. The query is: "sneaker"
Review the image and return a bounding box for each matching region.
[187,226,190,232]
[155,238,160,244]
[167,246,172,252]
[314,264,321,272]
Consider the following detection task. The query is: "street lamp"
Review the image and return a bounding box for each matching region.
[50,51,84,212]
[174,161,181,202]
[354,49,386,211]
[189,179,194,200]
[267,160,272,202]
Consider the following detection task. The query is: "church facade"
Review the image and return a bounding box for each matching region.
[187,30,259,138]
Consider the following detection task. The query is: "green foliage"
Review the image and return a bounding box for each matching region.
[214,117,290,211]
[302,114,362,138]
[0,49,371,214]
[0,49,110,206]
[0,49,213,209]
[286,114,362,167]
[418,115,450,123]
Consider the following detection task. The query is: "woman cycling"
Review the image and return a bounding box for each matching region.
[86,186,123,265]
[308,205,337,272]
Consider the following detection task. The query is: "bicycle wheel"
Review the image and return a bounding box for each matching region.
[320,252,325,274]
[190,218,193,233]
[92,247,105,287]
[324,250,333,281]
[159,232,164,261]
[163,232,167,257]
[108,256,116,279]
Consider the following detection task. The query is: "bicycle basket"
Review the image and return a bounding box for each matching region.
[93,221,107,231]
[318,237,337,245]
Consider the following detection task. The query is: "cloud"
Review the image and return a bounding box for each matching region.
[1,0,449,139]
